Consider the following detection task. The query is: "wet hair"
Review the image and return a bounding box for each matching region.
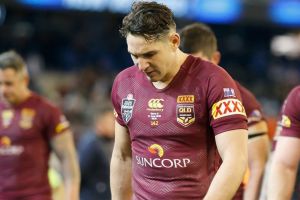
[180,23,217,59]
[119,1,176,41]
[0,50,27,75]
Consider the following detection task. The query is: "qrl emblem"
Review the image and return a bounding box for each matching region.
[176,104,195,127]
[121,95,135,124]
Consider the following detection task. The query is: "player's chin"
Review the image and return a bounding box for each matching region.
[147,76,160,82]
[146,73,160,82]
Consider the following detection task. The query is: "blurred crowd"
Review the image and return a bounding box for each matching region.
[1,6,300,127]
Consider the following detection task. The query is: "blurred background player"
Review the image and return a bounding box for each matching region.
[78,106,115,200]
[0,50,80,200]
[111,1,248,200]
[267,86,300,200]
[180,23,269,200]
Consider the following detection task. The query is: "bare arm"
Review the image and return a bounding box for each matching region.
[244,121,269,200]
[50,130,80,200]
[110,121,132,200]
[204,129,248,200]
[268,136,300,200]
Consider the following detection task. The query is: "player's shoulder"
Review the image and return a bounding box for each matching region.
[30,92,61,112]
[284,85,300,104]
[288,85,300,98]
[114,65,139,81]
[186,55,228,80]
[279,86,300,115]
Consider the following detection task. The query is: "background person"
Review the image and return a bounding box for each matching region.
[179,22,269,200]
[0,50,80,200]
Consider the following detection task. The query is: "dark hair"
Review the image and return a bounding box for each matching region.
[0,50,27,73]
[180,23,217,59]
[119,1,176,41]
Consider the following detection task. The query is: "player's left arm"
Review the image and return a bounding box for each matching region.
[204,129,248,200]
[244,120,269,200]
[50,130,80,200]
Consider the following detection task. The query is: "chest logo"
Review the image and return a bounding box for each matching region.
[177,95,194,103]
[176,104,195,127]
[0,136,24,156]
[1,109,14,128]
[121,94,135,124]
[0,136,11,147]
[148,144,164,157]
[147,99,164,111]
[19,108,35,129]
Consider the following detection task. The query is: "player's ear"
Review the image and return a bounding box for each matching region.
[23,73,30,87]
[169,32,180,50]
[212,51,221,65]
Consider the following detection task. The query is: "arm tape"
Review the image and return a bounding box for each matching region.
[248,132,266,139]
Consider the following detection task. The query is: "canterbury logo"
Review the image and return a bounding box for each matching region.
[212,99,246,119]
[148,144,164,157]
[148,99,164,109]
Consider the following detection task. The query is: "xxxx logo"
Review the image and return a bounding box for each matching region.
[212,99,246,119]
[147,99,164,111]
[177,95,194,103]
[148,144,164,157]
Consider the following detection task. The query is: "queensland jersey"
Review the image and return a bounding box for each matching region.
[0,93,70,200]
[111,55,247,199]
[277,86,300,138]
[235,81,265,127]
[272,86,300,199]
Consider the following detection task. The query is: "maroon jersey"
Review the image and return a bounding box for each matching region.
[111,55,247,199]
[276,86,300,139]
[235,81,264,127]
[272,86,300,197]
[0,93,70,200]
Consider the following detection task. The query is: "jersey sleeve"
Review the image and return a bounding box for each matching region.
[43,103,70,138]
[279,86,300,138]
[208,67,247,135]
[111,73,127,127]
[236,82,265,127]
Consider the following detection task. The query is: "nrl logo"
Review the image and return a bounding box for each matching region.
[121,93,135,124]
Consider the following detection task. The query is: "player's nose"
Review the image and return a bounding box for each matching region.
[136,58,149,71]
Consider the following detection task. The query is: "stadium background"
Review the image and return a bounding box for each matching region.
[0,0,300,140]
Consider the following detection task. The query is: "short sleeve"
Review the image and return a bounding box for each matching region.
[236,82,264,127]
[279,86,300,138]
[111,74,127,127]
[44,104,70,138]
[208,67,247,135]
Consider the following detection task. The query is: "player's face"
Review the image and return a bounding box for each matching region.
[0,68,27,104]
[127,33,177,82]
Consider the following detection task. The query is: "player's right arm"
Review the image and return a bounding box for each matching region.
[110,121,132,200]
[267,136,300,200]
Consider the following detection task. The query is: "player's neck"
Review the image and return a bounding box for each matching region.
[153,51,188,89]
